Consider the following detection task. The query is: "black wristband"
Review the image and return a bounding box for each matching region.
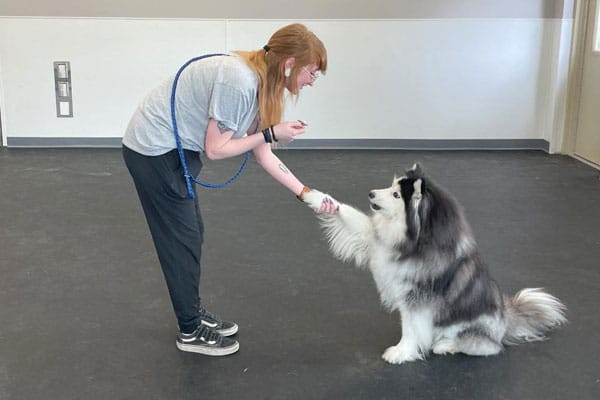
[270,125,278,142]
[262,128,272,143]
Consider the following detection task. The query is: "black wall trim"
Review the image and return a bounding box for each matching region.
[287,139,550,151]
[7,137,123,148]
[6,137,550,152]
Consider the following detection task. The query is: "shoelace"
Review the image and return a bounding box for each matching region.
[198,307,219,323]
[197,325,221,345]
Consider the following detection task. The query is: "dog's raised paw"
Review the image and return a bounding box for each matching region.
[302,189,328,210]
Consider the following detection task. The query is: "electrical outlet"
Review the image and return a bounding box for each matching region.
[58,101,71,117]
[54,61,73,118]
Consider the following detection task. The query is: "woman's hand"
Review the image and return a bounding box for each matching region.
[271,121,306,144]
[317,197,340,214]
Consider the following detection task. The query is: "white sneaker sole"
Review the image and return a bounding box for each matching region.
[176,340,240,356]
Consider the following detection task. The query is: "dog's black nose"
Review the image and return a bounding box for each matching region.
[368,191,375,199]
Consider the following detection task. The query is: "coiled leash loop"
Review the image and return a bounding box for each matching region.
[170,53,251,198]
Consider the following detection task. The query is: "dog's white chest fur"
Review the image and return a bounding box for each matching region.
[369,244,415,311]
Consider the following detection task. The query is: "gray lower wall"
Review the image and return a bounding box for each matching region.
[0,0,573,19]
[6,137,550,152]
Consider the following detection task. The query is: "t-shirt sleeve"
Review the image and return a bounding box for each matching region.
[208,83,253,134]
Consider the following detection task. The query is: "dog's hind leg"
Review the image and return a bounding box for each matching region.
[433,334,503,357]
[457,335,503,356]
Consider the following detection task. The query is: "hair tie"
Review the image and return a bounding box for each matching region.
[263,45,271,52]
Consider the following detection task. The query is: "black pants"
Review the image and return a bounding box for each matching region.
[122,145,204,334]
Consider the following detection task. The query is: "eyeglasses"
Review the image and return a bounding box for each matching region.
[302,66,321,81]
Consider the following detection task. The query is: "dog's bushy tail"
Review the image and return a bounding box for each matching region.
[502,288,567,345]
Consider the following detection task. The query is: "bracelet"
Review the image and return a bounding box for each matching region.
[262,128,272,143]
[296,186,311,202]
[270,125,278,142]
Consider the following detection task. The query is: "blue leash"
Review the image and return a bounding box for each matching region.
[170,53,251,198]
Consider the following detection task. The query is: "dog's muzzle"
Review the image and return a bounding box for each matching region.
[368,191,382,211]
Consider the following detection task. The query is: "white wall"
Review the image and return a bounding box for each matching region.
[0,0,570,19]
[0,17,573,150]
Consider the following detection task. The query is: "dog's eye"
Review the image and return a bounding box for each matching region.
[393,192,400,198]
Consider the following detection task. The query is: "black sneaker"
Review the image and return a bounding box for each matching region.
[176,325,239,356]
[198,307,238,337]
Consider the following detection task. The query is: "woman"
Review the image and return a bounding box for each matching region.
[122,23,327,356]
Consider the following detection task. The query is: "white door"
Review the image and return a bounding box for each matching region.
[574,0,600,166]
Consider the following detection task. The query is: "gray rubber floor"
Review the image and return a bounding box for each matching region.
[1,148,599,400]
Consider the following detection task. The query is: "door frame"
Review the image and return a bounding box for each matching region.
[562,0,600,168]
[0,57,5,147]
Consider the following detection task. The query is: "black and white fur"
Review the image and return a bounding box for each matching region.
[303,163,566,364]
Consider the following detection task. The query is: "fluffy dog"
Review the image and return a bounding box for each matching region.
[303,163,566,364]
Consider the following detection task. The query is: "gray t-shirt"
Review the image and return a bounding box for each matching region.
[122,55,259,156]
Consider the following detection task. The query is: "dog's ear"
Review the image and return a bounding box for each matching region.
[406,163,424,178]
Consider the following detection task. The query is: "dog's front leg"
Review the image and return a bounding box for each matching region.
[382,335,424,364]
[303,189,372,267]
[382,309,433,364]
